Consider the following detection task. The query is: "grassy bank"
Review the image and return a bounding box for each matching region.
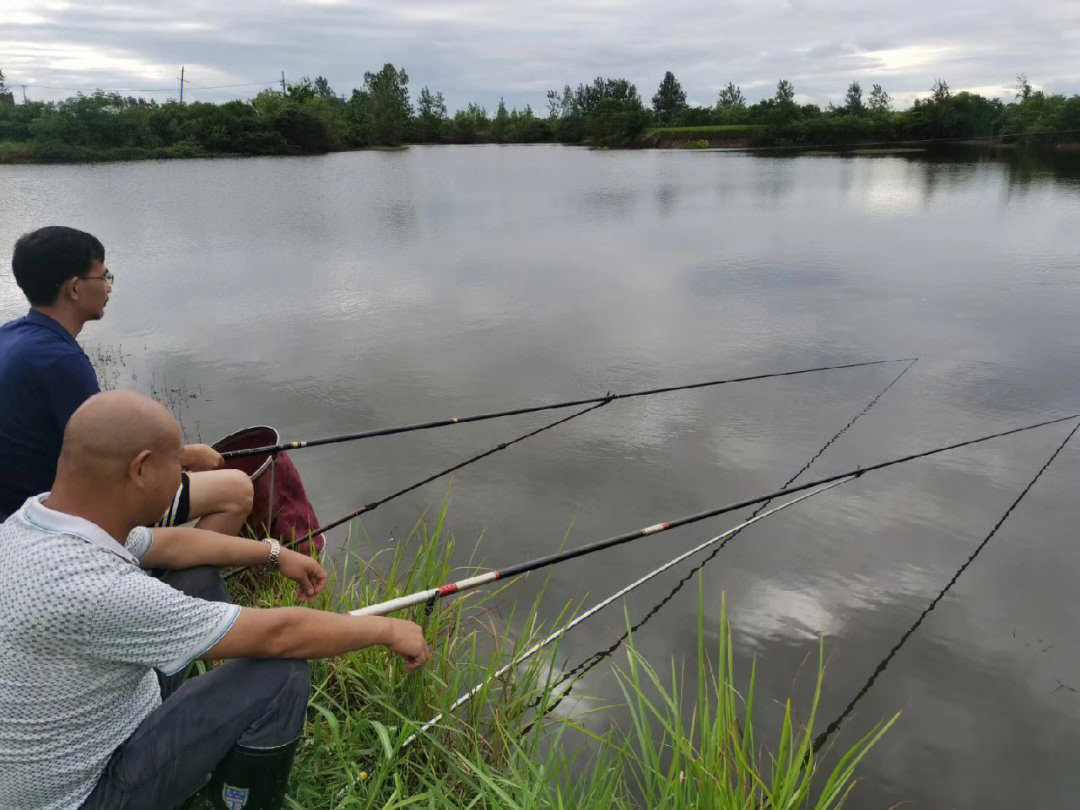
[213,505,895,809]
[642,124,764,148]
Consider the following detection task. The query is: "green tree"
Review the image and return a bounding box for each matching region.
[1016,73,1032,101]
[868,83,890,112]
[544,76,644,143]
[285,77,317,102]
[930,78,950,105]
[844,81,864,113]
[452,103,488,142]
[491,98,510,141]
[507,105,546,142]
[0,69,13,105]
[909,79,956,137]
[357,63,411,145]
[415,86,447,142]
[652,71,687,123]
[775,79,795,103]
[312,76,337,100]
[716,82,745,109]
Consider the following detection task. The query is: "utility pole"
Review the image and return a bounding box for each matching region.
[281,71,287,95]
[178,66,185,104]
[21,85,27,103]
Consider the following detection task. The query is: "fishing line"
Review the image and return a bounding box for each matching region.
[810,417,1080,754]
[396,479,852,751]
[225,398,612,580]
[533,358,917,718]
[346,413,1077,619]
[221,358,913,459]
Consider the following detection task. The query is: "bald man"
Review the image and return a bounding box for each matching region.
[0,391,430,810]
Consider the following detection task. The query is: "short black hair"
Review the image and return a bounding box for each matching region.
[11,226,106,306]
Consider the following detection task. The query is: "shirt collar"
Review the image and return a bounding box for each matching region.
[18,494,138,564]
[25,309,81,349]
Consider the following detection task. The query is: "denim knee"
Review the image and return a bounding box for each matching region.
[236,659,310,747]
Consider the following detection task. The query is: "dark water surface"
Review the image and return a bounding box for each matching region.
[2,144,1079,808]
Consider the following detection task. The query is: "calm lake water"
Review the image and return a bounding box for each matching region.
[2,144,1080,808]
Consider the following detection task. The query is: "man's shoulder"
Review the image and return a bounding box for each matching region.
[0,313,87,363]
[0,313,96,394]
[0,518,110,623]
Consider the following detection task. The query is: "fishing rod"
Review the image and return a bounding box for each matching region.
[221,357,913,459]
[349,412,1079,620]
[393,411,1077,751]
[532,358,916,720]
[397,478,853,750]
[225,398,612,580]
[810,417,1080,755]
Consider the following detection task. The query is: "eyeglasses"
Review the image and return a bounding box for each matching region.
[82,270,114,285]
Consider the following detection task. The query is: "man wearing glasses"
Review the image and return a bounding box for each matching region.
[0,226,253,544]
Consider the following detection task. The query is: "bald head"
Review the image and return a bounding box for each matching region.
[59,390,181,482]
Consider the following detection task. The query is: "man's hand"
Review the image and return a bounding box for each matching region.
[277,548,328,603]
[383,618,431,672]
[181,443,224,472]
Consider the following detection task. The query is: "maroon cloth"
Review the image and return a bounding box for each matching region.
[213,427,325,556]
[250,452,325,555]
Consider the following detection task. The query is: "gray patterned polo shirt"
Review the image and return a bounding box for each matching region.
[0,495,240,810]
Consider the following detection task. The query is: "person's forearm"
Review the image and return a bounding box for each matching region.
[204,607,401,660]
[266,609,397,659]
[142,527,270,569]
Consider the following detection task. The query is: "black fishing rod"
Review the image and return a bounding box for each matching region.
[221,357,913,460]
[225,398,612,580]
[348,412,1079,619]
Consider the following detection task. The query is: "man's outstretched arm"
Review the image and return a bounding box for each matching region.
[203,608,431,671]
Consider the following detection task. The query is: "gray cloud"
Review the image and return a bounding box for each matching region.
[2,1,1079,115]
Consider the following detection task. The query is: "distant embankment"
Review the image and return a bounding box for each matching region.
[642,125,764,148]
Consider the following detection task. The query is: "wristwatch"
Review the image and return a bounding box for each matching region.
[262,538,281,571]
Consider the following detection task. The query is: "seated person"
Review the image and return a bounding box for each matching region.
[0,226,253,534]
[0,390,430,810]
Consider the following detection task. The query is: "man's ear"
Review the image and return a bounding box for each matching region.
[128,449,153,489]
[60,276,81,303]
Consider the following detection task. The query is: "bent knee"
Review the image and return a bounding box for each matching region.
[218,469,254,517]
[244,658,310,700]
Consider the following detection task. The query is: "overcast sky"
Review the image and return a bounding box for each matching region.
[2,0,1078,113]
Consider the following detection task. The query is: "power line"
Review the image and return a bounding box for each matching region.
[4,77,280,96]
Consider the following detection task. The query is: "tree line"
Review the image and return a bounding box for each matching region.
[1,65,1078,162]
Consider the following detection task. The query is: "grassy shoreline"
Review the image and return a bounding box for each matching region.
[209,505,895,809]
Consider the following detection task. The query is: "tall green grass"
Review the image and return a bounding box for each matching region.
[218,504,896,809]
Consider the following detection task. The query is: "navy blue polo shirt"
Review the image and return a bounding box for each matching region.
[0,310,100,519]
